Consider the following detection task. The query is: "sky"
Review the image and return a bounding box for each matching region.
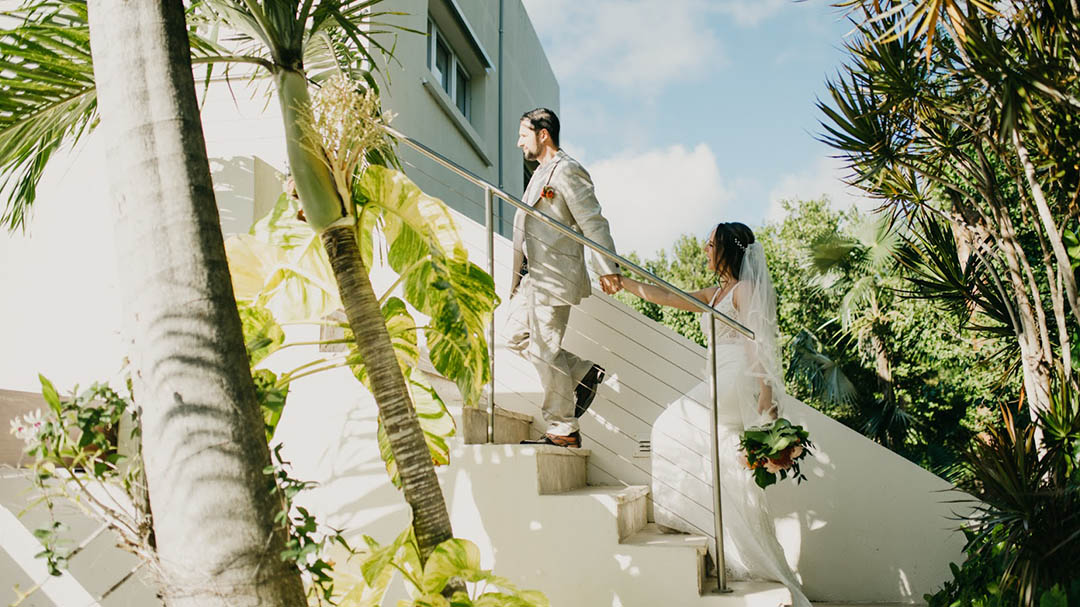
[519,0,875,257]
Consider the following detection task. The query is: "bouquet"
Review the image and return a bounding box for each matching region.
[738,418,813,489]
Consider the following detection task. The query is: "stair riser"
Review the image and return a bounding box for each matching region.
[535,453,588,494]
[462,407,531,445]
[617,495,647,541]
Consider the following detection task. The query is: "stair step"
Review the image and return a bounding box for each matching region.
[624,523,709,593]
[550,485,649,539]
[698,579,794,606]
[623,522,709,554]
[532,444,589,494]
[557,484,649,503]
[462,406,533,445]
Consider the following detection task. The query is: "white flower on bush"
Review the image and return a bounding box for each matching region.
[9,409,45,445]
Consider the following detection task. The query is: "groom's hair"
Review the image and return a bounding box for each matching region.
[709,222,756,280]
[521,108,560,148]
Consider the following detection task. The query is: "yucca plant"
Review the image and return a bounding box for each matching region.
[953,387,1080,606]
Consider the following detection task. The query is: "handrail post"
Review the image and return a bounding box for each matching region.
[485,186,496,444]
[708,315,731,593]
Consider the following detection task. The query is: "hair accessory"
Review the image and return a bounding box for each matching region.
[732,235,747,252]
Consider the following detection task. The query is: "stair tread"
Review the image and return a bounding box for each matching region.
[455,442,592,457]
[491,406,533,422]
[623,523,709,551]
[520,444,592,457]
[555,484,649,503]
[700,578,792,599]
[463,405,533,423]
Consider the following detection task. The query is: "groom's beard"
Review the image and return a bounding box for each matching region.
[521,135,540,162]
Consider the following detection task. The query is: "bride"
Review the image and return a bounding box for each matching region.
[620,222,811,607]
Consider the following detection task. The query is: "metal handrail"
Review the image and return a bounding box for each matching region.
[388,125,742,593]
[385,127,753,339]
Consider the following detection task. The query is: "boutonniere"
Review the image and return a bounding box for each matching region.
[541,186,556,199]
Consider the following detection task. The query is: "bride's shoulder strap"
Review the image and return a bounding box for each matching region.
[707,285,724,307]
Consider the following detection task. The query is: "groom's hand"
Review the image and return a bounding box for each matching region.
[599,274,623,294]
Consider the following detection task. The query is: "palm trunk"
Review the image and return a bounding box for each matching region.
[86,3,306,606]
[869,332,895,410]
[321,224,454,562]
[272,62,454,563]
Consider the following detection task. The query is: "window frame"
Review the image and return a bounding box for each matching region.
[427,17,471,121]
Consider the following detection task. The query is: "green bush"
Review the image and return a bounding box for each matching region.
[928,377,1080,607]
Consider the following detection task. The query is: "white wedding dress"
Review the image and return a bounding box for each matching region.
[650,243,811,607]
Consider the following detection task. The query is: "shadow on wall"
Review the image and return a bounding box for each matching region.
[210,156,254,235]
[209,155,285,235]
[270,363,412,542]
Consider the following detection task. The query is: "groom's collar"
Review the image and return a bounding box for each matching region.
[538,148,566,169]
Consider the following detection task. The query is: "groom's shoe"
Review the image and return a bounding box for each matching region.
[574,364,605,418]
[520,432,581,449]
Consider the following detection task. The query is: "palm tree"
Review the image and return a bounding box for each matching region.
[821,1,1080,416]
[808,215,913,447]
[84,1,306,605]
[0,0,461,565]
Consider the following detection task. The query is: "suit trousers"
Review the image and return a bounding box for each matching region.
[505,276,593,436]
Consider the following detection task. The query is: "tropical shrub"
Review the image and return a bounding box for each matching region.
[929,378,1080,607]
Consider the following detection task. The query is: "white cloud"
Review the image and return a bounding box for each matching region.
[521,0,725,92]
[587,143,733,258]
[766,156,879,222]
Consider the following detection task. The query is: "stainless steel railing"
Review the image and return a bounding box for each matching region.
[386,126,749,593]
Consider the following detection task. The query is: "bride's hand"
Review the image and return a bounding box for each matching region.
[758,386,778,421]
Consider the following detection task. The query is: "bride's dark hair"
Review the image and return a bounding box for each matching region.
[708,222,756,280]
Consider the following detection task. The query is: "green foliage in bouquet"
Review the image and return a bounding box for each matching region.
[739,418,813,489]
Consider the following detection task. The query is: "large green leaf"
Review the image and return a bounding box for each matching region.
[357,165,498,407]
[420,538,483,594]
[237,301,285,365]
[358,164,465,261]
[226,194,343,322]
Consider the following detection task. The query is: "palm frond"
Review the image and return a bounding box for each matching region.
[856,215,902,272]
[785,329,859,405]
[0,0,96,232]
[895,211,1016,335]
[0,1,250,233]
[859,394,914,447]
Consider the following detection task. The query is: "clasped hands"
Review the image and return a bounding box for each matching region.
[599,274,623,295]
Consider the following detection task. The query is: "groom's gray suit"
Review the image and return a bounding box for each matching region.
[507,149,619,436]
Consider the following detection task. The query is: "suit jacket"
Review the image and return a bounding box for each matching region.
[510,149,620,307]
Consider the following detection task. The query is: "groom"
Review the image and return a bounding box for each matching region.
[507,108,622,449]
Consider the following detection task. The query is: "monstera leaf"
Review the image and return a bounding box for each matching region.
[356,165,498,406]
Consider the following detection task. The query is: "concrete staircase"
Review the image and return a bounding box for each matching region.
[440,403,794,607]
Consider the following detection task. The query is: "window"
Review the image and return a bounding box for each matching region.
[427,17,471,121]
